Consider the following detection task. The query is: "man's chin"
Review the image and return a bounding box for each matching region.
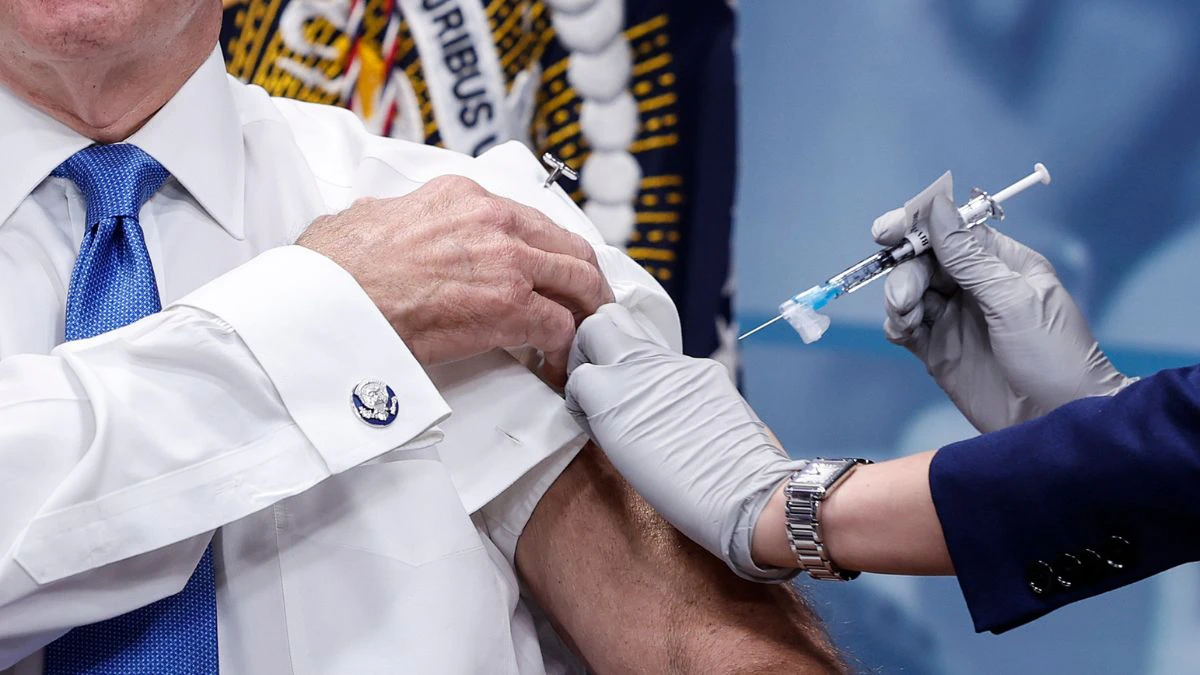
[8,0,172,62]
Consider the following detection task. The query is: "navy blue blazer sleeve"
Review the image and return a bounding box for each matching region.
[929,365,1200,634]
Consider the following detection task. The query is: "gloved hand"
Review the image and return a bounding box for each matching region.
[565,304,804,581]
[874,195,1134,433]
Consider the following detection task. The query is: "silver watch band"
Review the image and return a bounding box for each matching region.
[784,459,871,581]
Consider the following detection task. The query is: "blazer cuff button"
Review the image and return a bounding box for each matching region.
[1098,535,1134,571]
[1026,560,1056,596]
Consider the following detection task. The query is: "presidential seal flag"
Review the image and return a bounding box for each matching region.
[221,0,738,364]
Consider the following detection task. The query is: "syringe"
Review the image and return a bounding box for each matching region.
[738,163,1052,342]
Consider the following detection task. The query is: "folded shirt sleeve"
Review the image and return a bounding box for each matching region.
[429,349,588,564]
[0,245,447,667]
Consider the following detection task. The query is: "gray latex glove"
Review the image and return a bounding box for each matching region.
[565,304,804,581]
[874,195,1134,433]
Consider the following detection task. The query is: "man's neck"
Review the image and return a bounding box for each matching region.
[0,25,217,144]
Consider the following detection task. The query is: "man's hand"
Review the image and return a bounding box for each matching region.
[873,196,1133,432]
[297,175,613,381]
[565,304,803,579]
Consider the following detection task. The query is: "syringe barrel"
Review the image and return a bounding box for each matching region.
[824,248,902,296]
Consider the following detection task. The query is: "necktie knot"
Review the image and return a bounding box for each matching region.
[52,144,169,225]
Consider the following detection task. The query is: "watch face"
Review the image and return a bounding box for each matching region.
[804,460,843,482]
[796,459,853,488]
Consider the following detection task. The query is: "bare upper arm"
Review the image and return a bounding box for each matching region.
[515,442,846,674]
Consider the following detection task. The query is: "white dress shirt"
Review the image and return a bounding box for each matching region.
[0,49,680,675]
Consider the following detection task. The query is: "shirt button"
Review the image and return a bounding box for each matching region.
[1026,560,1056,596]
[352,380,399,427]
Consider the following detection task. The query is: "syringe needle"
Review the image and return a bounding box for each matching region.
[738,314,783,341]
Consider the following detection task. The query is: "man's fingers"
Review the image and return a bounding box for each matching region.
[528,248,613,320]
[495,195,601,268]
[491,196,614,311]
[541,345,570,389]
[871,206,909,246]
[522,293,577,371]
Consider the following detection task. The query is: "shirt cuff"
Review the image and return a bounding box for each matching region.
[174,245,450,471]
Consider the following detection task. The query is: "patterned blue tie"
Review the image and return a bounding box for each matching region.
[43,144,219,674]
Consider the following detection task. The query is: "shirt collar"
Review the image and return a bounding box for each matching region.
[0,48,245,239]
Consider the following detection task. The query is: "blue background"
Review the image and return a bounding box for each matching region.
[735,2,1200,673]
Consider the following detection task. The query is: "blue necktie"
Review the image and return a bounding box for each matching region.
[43,144,219,675]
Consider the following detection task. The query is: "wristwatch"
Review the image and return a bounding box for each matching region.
[784,458,872,581]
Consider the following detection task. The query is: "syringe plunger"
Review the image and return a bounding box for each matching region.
[992,162,1051,204]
